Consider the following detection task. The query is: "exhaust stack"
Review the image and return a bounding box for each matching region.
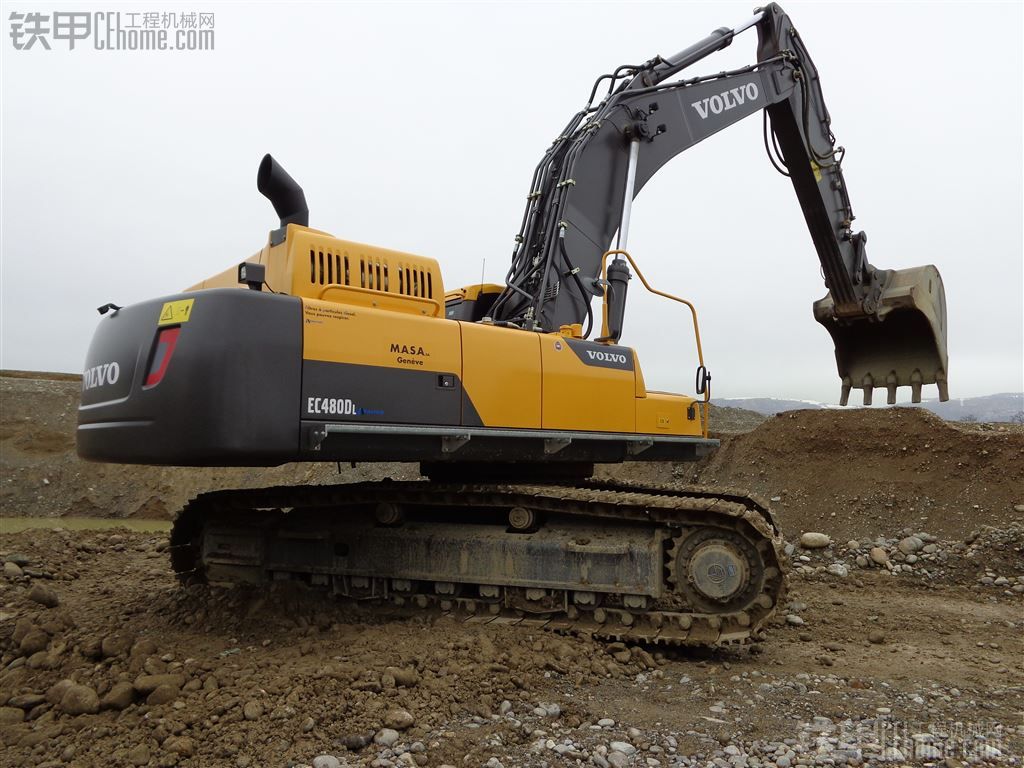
[257,154,308,229]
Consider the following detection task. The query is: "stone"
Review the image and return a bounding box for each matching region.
[898,536,923,554]
[610,742,637,756]
[799,532,831,549]
[147,684,179,706]
[1013,504,1024,513]
[915,745,942,760]
[826,563,849,578]
[340,733,371,750]
[868,629,886,644]
[243,700,264,720]
[7,693,45,709]
[0,707,25,724]
[312,757,343,768]
[133,673,185,693]
[27,650,59,670]
[608,752,630,768]
[11,618,34,645]
[598,718,615,727]
[869,547,889,565]
[101,633,133,658]
[59,683,100,715]
[301,717,315,733]
[4,562,23,579]
[19,630,49,656]
[384,666,420,687]
[785,615,805,626]
[46,679,74,705]
[101,681,136,710]
[375,728,400,747]
[846,540,860,550]
[131,638,159,659]
[163,735,195,756]
[128,744,151,766]
[385,708,414,730]
[27,584,59,608]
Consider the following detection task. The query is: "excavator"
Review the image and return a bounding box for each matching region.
[77,4,948,647]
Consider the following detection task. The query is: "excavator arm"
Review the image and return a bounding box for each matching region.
[490,3,948,405]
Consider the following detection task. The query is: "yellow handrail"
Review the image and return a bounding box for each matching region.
[598,250,710,438]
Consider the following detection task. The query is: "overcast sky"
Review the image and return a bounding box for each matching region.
[2,1,1022,403]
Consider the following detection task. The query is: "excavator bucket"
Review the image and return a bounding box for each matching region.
[813,265,949,406]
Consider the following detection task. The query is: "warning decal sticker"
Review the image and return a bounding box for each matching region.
[158,299,195,326]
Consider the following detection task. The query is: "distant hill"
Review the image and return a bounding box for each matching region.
[714,392,1024,423]
[712,398,826,416]
[910,392,1023,423]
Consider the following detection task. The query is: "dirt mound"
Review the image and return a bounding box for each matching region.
[688,407,1024,540]
[706,404,767,435]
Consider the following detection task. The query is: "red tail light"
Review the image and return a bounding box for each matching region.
[145,327,181,387]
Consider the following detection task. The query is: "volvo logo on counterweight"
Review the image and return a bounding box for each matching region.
[82,362,120,390]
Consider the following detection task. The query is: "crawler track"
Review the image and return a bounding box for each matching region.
[169,480,787,647]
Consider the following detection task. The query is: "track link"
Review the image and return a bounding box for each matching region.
[169,480,787,647]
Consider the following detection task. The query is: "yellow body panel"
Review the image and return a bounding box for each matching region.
[636,392,702,436]
[302,299,461,375]
[445,283,505,303]
[191,224,704,438]
[539,335,635,433]
[460,323,542,428]
[190,226,445,319]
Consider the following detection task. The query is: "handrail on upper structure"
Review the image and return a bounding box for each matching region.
[598,250,710,438]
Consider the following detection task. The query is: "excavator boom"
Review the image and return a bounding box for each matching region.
[490,2,948,405]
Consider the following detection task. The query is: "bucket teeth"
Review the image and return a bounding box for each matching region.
[840,377,852,407]
[838,366,948,406]
[910,369,923,404]
[936,370,949,402]
[886,372,898,405]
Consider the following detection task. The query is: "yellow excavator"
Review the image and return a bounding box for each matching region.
[77,4,948,646]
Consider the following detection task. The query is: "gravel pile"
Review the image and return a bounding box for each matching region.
[788,520,1024,596]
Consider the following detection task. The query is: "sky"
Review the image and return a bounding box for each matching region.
[2,1,1022,403]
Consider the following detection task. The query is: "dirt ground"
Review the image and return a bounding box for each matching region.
[1,372,1022,767]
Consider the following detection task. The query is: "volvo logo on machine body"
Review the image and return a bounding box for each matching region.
[566,340,634,371]
[82,362,121,390]
[587,350,628,365]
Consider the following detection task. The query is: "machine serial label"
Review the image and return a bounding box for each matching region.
[307,396,384,417]
[158,299,195,326]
